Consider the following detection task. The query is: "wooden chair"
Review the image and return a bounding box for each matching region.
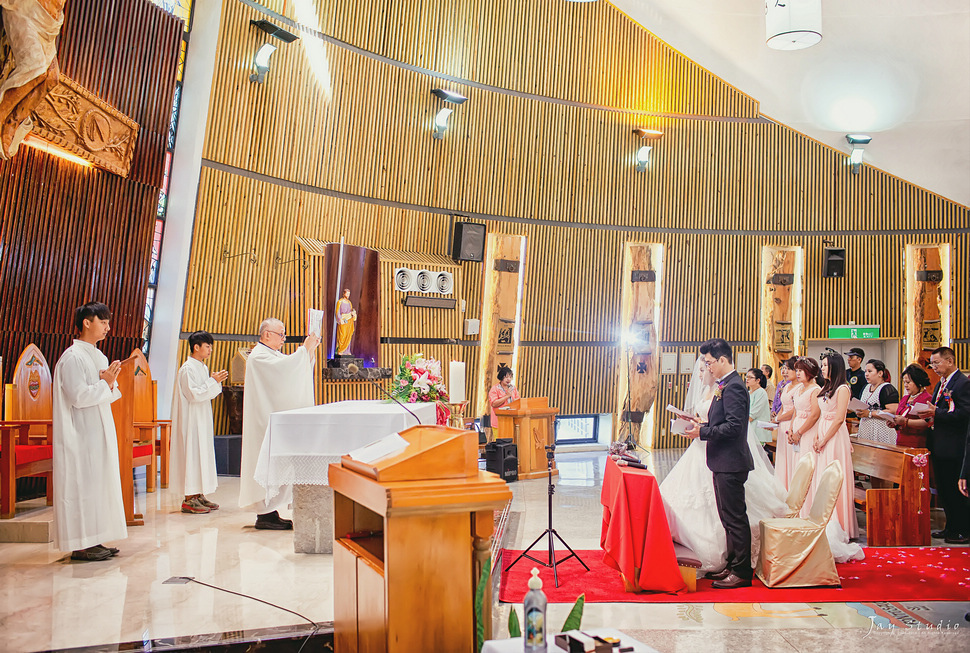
[128,349,172,488]
[1,344,54,518]
[111,354,156,526]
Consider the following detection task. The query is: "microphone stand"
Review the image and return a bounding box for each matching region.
[348,364,421,425]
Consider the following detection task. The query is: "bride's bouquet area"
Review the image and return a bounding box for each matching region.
[391,354,451,425]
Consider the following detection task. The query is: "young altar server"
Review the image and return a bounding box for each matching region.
[52,302,127,562]
[171,331,228,514]
[238,318,319,530]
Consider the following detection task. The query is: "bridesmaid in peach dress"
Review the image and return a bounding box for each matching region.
[810,352,859,538]
[773,360,799,490]
[788,357,822,494]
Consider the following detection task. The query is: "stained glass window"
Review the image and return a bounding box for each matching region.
[142,1,194,353]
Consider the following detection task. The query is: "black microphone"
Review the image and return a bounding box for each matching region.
[348,363,422,425]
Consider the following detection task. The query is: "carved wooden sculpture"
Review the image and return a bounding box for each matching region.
[0,0,66,159]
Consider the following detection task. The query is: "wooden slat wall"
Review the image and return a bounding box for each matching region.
[180,0,969,442]
[239,0,757,118]
[0,0,183,382]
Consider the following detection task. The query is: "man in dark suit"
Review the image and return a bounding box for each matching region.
[686,338,754,588]
[917,346,970,543]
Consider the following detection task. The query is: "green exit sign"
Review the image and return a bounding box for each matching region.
[828,325,881,339]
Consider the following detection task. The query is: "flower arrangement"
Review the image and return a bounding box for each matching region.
[391,353,450,404]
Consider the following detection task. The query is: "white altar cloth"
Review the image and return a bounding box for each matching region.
[254,400,437,501]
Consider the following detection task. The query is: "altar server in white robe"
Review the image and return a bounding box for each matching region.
[238,317,319,529]
[170,330,228,514]
[52,302,126,561]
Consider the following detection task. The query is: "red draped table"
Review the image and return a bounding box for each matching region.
[600,457,686,593]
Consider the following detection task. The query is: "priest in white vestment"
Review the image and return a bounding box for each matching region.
[170,331,227,514]
[52,302,127,561]
[238,318,319,529]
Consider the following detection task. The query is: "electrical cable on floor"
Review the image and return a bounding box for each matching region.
[164,577,319,652]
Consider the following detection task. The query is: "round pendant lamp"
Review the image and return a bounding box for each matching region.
[765,0,822,51]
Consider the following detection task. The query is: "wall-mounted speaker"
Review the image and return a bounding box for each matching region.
[823,247,846,278]
[452,222,485,262]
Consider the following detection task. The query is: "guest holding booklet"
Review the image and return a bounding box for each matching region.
[890,364,933,448]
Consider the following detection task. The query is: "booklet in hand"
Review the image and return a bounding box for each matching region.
[666,404,698,422]
[307,308,325,338]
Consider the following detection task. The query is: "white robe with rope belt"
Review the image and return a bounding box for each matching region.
[52,340,127,551]
[169,357,222,502]
[237,343,315,511]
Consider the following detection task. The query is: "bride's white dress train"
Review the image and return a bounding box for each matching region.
[659,397,864,572]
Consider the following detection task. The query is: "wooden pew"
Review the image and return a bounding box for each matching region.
[1,344,55,517]
[850,436,930,546]
[111,355,156,526]
[128,349,172,488]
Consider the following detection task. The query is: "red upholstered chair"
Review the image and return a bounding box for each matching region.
[1,344,55,518]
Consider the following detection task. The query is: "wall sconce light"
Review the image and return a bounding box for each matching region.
[845,133,871,174]
[633,128,663,172]
[433,108,454,140]
[430,89,467,139]
[249,19,298,84]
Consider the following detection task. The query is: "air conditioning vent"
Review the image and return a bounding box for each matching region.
[394,267,416,292]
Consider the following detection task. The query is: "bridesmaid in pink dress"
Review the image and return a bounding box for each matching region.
[810,352,858,539]
[789,358,822,504]
[773,361,799,490]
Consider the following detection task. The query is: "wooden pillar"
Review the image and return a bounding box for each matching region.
[760,247,801,370]
[616,243,661,447]
[906,244,947,386]
[476,234,524,423]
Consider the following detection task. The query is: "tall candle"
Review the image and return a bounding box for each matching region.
[449,360,466,403]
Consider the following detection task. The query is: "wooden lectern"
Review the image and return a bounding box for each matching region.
[329,425,512,653]
[494,396,559,480]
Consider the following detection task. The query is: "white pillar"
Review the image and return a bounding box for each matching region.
[149,0,224,419]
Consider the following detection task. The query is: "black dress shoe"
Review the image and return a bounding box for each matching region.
[932,529,948,539]
[71,546,112,562]
[96,544,120,556]
[255,511,293,531]
[944,534,969,544]
[705,568,732,581]
[711,573,752,589]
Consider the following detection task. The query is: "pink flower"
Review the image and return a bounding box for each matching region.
[409,392,418,402]
[399,380,407,386]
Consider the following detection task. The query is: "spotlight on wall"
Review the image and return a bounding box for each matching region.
[249,19,298,84]
[845,133,872,174]
[430,89,467,139]
[430,88,468,104]
[632,128,663,172]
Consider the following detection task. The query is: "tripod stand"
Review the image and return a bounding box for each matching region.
[504,445,588,587]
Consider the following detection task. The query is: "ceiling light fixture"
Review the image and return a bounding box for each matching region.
[249,20,298,84]
[765,0,822,51]
[632,128,663,173]
[845,134,871,174]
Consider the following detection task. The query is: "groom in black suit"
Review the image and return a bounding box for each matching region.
[686,338,754,589]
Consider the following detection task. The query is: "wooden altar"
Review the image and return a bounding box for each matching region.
[494,396,559,480]
[329,425,511,653]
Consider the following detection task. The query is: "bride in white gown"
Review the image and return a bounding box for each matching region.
[659,359,864,573]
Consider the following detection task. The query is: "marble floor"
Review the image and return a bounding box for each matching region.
[0,450,967,652]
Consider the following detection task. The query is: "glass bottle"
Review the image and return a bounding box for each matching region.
[523,568,547,652]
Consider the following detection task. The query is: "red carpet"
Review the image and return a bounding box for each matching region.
[498,547,970,604]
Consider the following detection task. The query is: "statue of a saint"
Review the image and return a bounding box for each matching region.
[0,0,66,159]
[335,288,357,356]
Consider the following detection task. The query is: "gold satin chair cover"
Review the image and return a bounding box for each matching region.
[785,453,815,517]
[757,460,843,588]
